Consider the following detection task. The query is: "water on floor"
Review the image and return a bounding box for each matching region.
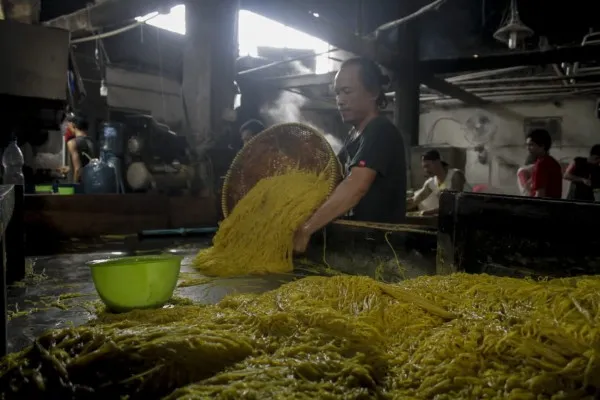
[7,233,437,353]
[7,240,299,353]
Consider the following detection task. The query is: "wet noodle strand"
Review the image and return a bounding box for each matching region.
[192,171,331,277]
[1,274,600,399]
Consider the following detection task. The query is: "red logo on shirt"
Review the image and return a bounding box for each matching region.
[358,160,366,167]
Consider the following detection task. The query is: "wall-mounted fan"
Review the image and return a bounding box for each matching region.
[463,112,497,165]
[463,112,497,146]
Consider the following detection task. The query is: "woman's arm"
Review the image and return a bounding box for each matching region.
[67,140,82,182]
[294,167,376,252]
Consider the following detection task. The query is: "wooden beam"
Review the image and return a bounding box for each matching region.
[422,76,488,106]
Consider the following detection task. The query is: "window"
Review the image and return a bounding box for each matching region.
[136,4,186,35]
[238,10,332,74]
[136,6,333,74]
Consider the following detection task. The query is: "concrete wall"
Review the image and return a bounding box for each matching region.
[106,67,184,128]
[419,97,600,195]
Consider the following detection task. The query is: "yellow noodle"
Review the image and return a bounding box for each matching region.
[3,171,600,399]
[193,171,330,277]
[2,274,600,399]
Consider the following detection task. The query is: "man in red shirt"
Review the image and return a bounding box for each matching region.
[526,129,563,198]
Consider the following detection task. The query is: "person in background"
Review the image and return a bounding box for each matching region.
[516,153,537,196]
[526,129,562,198]
[472,184,488,193]
[293,56,406,253]
[408,149,469,216]
[240,119,265,146]
[564,144,600,201]
[66,114,95,183]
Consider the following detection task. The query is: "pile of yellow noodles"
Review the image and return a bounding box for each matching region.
[2,172,599,398]
[1,273,599,399]
[193,171,330,277]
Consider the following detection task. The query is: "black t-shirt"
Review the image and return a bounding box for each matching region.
[339,116,407,223]
[71,136,95,169]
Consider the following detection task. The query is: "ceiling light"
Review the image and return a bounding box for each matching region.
[493,0,533,50]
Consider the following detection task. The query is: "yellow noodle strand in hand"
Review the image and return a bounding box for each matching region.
[193,171,330,277]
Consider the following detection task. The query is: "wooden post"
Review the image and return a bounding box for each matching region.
[392,24,420,148]
[182,0,213,148]
[182,0,238,195]
[391,21,420,189]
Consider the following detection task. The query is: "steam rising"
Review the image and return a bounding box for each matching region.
[260,61,344,155]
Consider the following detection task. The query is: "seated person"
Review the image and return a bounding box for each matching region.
[564,144,600,201]
[408,150,469,216]
[240,119,265,146]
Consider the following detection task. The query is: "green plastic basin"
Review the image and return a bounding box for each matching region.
[35,185,53,193]
[89,254,182,313]
[57,186,74,195]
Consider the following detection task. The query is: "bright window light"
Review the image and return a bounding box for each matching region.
[238,10,333,74]
[136,4,186,35]
[135,7,333,73]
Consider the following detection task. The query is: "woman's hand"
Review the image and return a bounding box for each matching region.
[293,225,312,254]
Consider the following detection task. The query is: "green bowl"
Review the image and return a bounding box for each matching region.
[89,254,183,313]
[57,187,74,195]
[35,185,53,193]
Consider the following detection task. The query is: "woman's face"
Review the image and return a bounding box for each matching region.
[334,64,376,125]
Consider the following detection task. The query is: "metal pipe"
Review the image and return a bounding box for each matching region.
[552,64,569,86]
[422,82,600,94]
[446,66,531,83]
[423,86,595,96]
[424,92,587,105]
[387,80,600,97]
[420,89,578,101]
[421,87,600,100]
[572,31,600,76]
[374,0,447,34]
[539,36,569,86]
[578,66,600,74]
[452,72,600,86]
[421,91,571,101]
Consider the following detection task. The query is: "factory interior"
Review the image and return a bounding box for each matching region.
[1,0,600,398]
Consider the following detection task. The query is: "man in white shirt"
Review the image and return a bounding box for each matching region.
[408,149,468,216]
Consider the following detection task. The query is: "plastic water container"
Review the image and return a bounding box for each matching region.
[2,138,24,185]
[81,159,117,194]
[100,122,125,157]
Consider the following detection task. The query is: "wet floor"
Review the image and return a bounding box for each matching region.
[7,232,437,354]
[7,238,299,353]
